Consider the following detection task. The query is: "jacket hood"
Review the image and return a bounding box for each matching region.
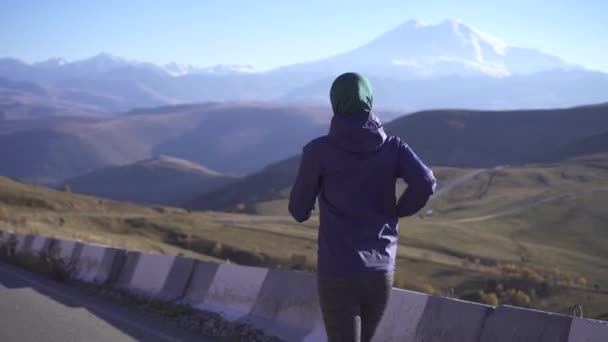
[330,72,373,116]
[328,112,387,153]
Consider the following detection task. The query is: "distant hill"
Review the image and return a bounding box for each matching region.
[150,104,329,173]
[0,103,330,183]
[62,155,239,206]
[187,155,301,212]
[0,77,111,118]
[0,129,110,185]
[540,131,608,162]
[384,104,608,167]
[190,103,608,212]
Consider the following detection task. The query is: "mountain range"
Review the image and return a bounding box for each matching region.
[2,20,608,113]
[0,103,331,184]
[189,103,608,213]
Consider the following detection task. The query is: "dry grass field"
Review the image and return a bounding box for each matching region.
[1,153,607,319]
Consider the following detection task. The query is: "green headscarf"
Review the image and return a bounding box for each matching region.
[329,72,373,116]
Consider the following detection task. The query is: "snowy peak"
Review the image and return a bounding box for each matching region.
[0,19,580,81]
[70,53,130,72]
[329,19,573,78]
[200,64,258,75]
[33,58,68,68]
[163,62,202,76]
[365,19,508,57]
[162,63,258,76]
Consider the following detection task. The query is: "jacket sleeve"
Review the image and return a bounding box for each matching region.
[396,141,437,217]
[288,143,322,223]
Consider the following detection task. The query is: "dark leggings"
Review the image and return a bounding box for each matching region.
[317,271,394,342]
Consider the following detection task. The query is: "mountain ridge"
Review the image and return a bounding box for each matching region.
[1,19,605,112]
[188,102,608,212]
[62,155,240,206]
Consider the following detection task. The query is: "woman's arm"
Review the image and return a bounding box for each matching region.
[288,143,322,222]
[396,142,436,217]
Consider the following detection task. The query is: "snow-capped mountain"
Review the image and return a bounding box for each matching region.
[162,62,203,76]
[162,63,257,76]
[32,58,68,68]
[63,53,129,73]
[0,20,579,81]
[199,64,258,75]
[273,19,577,79]
[0,19,605,112]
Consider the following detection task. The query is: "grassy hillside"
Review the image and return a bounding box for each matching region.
[542,131,608,162]
[0,129,111,185]
[1,155,607,319]
[383,104,608,167]
[190,103,608,212]
[63,155,240,206]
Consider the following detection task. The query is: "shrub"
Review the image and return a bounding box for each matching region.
[0,205,8,221]
[513,290,531,306]
[290,254,307,270]
[423,284,435,295]
[577,276,588,287]
[478,291,499,306]
[211,242,224,256]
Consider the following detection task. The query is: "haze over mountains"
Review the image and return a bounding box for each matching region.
[0,103,330,184]
[2,19,608,112]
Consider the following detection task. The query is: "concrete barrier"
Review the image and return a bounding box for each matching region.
[117,251,196,300]
[30,235,52,254]
[372,288,430,341]
[14,234,52,255]
[2,229,607,342]
[301,322,327,342]
[192,263,269,321]
[415,295,492,342]
[242,269,322,342]
[49,238,79,262]
[73,243,124,284]
[0,231,13,246]
[0,232,48,256]
[568,317,608,342]
[181,261,221,303]
[479,305,573,342]
[13,233,29,251]
[0,231,15,255]
[1,230,13,242]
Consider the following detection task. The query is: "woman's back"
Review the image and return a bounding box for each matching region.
[289,112,436,276]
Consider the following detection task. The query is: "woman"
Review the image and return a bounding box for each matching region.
[288,72,436,342]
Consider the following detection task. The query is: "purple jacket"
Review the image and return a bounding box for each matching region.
[288,112,436,276]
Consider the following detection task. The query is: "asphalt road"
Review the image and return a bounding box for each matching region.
[0,261,215,342]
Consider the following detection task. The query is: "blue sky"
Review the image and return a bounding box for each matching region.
[1,0,607,71]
